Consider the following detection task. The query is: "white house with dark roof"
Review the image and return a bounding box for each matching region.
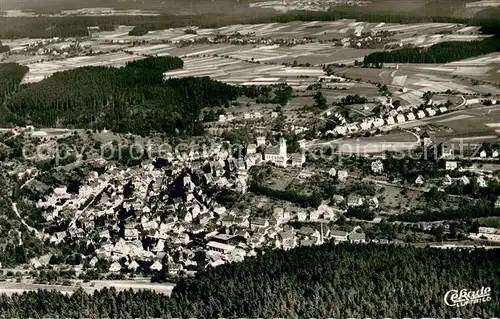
[207,241,236,254]
[445,161,457,170]
[330,230,348,242]
[348,232,366,243]
[290,153,305,167]
[347,194,364,207]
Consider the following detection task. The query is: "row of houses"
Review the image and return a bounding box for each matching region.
[326,106,447,136]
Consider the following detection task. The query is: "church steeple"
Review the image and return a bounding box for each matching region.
[279,137,287,158]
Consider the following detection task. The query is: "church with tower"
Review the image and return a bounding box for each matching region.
[264,138,287,167]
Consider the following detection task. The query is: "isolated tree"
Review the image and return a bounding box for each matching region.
[313,91,327,109]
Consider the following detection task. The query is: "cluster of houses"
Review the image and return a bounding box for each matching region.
[325,105,448,137]
[24,134,373,274]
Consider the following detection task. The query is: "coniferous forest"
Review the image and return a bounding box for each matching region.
[3,57,264,135]
[363,36,500,65]
[0,63,30,125]
[0,41,9,53]
[0,243,498,317]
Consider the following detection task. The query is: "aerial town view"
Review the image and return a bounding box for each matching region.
[0,0,499,317]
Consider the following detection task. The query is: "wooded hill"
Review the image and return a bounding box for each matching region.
[0,63,29,126]
[364,36,500,65]
[2,56,269,135]
[0,243,498,317]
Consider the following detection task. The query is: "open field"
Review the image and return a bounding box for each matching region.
[164,56,324,89]
[1,0,497,19]
[3,20,496,85]
[0,8,162,17]
[19,52,144,83]
[309,130,420,154]
[390,53,500,86]
[382,103,500,144]
[90,20,482,46]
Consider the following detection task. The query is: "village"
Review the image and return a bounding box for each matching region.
[0,7,500,296]
[0,114,498,287]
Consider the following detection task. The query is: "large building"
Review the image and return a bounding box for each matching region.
[264,138,287,167]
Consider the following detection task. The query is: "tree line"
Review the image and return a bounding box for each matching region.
[0,41,9,53]
[363,36,500,65]
[0,63,29,125]
[249,182,322,208]
[0,243,498,317]
[396,198,500,222]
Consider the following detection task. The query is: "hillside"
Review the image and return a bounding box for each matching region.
[0,243,498,317]
[3,57,258,135]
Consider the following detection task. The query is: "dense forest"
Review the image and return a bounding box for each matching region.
[0,41,9,53]
[363,36,500,65]
[3,56,267,135]
[0,63,29,125]
[1,8,499,39]
[0,243,498,317]
[249,182,322,208]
